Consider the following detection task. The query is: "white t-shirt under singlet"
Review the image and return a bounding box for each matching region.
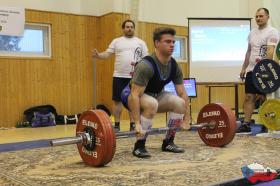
[246,25,279,72]
[106,36,148,78]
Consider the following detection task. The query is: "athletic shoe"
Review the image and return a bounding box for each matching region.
[162,138,185,153]
[236,124,252,135]
[132,139,151,158]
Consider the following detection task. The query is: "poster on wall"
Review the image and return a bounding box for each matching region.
[0,6,25,36]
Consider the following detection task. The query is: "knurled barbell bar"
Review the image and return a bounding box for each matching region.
[50,103,238,167]
[51,122,215,146]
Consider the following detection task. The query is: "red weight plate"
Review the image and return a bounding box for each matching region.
[95,110,116,166]
[76,110,113,167]
[197,103,236,147]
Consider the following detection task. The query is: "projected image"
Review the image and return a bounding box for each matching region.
[164,78,197,97]
[191,25,250,61]
[188,19,251,82]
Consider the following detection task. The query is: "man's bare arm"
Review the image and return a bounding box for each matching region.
[266,45,276,60]
[92,49,112,59]
[128,83,146,134]
[240,44,251,79]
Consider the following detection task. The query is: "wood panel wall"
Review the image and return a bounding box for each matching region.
[0,10,99,127]
[0,10,245,127]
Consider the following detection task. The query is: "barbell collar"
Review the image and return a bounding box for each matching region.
[50,133,89,147]
[190,122,215,129]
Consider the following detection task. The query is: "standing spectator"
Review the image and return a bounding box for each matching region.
[93,20,148,132]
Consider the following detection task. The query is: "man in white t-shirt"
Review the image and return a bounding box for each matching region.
[237,8,279,134]
[92,20,148,132]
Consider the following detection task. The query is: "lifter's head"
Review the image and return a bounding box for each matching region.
[153,27,176,57]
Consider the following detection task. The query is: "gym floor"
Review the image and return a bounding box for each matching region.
[0,114,279,186]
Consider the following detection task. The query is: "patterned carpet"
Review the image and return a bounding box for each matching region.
[0,132,279,186]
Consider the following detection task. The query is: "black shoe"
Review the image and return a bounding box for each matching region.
[132,140,151,158]
[162,138,185,153]
[129,123,135,131]
[260,125,268,133]
[236,124,252,135]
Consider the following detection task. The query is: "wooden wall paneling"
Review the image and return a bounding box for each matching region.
[0,10,246,127]
[0,10,99,127]
[0,60,7,124]
[238,83,245,111]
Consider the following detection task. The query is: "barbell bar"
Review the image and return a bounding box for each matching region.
[50,122,215,147]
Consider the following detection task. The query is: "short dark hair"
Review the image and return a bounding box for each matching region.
[122,20,135,29]
[257,8,269,16]
[153,27,176,42]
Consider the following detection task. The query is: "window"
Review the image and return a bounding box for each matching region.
[172,36,187,61]
[0,23,51,58]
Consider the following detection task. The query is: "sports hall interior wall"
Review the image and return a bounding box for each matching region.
[0,10,245,127]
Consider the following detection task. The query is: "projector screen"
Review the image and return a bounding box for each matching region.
[188,18,251,82]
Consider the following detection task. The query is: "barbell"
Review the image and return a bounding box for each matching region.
[50,103,238,167]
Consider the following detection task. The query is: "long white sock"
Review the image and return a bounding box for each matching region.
[137,115,152,140]
[165,112,184,140]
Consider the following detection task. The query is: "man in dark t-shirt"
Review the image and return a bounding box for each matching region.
[121,27,190,158]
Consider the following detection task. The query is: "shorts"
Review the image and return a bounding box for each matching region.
[121,84,131,110]
[112,77,131,101]
[121,86,169,111]
[245,71,265,95]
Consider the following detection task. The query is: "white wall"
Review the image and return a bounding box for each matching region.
[113,0,130,14]
[263,0,280,31]
[0,0,82,14]
[0,0,114,16]
[139,0,250,26]
[80,0,114,16]
[0,0,277,29]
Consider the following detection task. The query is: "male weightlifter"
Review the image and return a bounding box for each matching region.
[121,27,190,158]
[237,8,279,134]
